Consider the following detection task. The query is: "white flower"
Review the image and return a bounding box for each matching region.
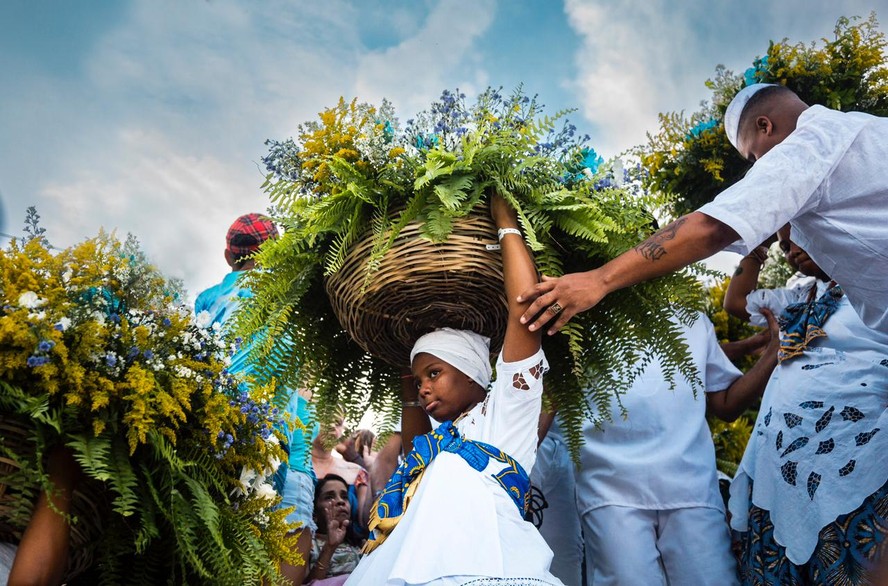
[582,168,595,179]
[612,158,625,187]
[90,311,106,326]
[56,317,72,331]
[265,434,280,446]
[232,467,258,497]
[61,268,73,284]
[18,291,46,309]
[194,310,213,329]
[254,482,277,501]
[28,311,47,321]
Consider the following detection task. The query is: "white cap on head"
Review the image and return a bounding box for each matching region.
[410,328,492,389]
[724,83,778,150]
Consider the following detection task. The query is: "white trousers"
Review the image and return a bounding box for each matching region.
[581,505,738,586]
[531,434,584,586]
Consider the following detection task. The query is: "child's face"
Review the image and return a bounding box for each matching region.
[777,226,828,280]
[412,352,482,422]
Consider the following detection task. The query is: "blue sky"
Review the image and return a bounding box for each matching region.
[0,0,882,298]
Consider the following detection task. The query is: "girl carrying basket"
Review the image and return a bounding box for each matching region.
[345,194,563,585]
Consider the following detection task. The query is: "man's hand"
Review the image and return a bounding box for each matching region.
[517,271,606,335]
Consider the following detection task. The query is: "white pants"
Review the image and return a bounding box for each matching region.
[531,434,584,586]
[581,505,737,586]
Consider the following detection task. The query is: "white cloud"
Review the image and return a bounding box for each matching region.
[354,0,497,115]
[2,0,501,299]
[5,0,368,298]
[564,0,882,157]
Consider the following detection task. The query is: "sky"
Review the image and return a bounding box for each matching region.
[1,0,884,300]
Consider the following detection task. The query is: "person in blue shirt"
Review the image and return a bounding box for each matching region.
[195,213,318,584]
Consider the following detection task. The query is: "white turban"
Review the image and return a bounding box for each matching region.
[410,328,492,389]
[724,83,778,150]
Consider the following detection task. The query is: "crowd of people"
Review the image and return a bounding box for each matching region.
[3,83,887,585]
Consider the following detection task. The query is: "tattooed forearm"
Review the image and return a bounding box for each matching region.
[633,217,688,262]
[734,265,744,277]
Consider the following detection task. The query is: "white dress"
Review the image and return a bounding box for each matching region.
[729,281,888,564]
[698,105,888,332]
[345,349,563,586]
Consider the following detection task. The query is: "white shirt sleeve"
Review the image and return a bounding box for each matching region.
[698,106,865,253]
[699,317,742,393]
[479,349,548,472]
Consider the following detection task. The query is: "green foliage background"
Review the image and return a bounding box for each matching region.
[239,90,709,456]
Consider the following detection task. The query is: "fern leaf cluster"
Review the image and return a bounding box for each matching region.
[241,87,709,451]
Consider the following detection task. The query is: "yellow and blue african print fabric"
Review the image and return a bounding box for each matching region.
[364,420,530,554]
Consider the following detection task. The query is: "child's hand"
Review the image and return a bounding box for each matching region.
[490,192,518,227]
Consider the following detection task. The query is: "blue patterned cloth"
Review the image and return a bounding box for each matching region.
[365,420,530,552]
[739,477,888,585]
[777,284,843,362]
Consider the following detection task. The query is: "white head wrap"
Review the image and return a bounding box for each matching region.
[724,83,778,150]
[410,328,492,389]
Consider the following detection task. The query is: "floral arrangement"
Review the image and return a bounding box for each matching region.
[641,13,888,215]
[242,87,708,453]
[0,215,298,584]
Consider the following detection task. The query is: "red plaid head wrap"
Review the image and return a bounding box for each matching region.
[226,213,279,257]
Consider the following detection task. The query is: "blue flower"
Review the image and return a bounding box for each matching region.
[38,340,55,352]
[128,347,140,359]
[27,356,41,367]
[687,118,719,139]
[580,147,603,175]
[743,55,770,87]
[106,354,118,367]
[162,317,172,328]
[143,349,154,360]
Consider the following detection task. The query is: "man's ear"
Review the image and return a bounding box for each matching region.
[224,249,237,268]
[755,115,773,136]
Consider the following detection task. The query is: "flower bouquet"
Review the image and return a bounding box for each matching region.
[0,218,298,584]
[242,88,707,451]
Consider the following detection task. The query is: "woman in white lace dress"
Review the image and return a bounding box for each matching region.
[725,225,888,584]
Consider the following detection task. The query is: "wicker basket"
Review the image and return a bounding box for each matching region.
[325,210,508,366]
[0,414,104,581]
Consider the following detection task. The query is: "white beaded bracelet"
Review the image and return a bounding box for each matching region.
[497,228,522,241]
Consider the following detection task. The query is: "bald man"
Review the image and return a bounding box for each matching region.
[519,84,888,333]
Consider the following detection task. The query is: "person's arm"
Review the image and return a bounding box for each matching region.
[724,245,769,321]
[8,446,80,586]
[706,309,780,422]
[306,517,349,582]
[399,369,431,454]
[537,408,555,446]
[518,211,739,334]
[353,467,372,530]
[368,431,401,495]
[491,193,542,361]
[719,328,771,362]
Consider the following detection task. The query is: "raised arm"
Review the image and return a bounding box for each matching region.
[518,211,739,334]
[491,194,542,362]
[724,246,769,321]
